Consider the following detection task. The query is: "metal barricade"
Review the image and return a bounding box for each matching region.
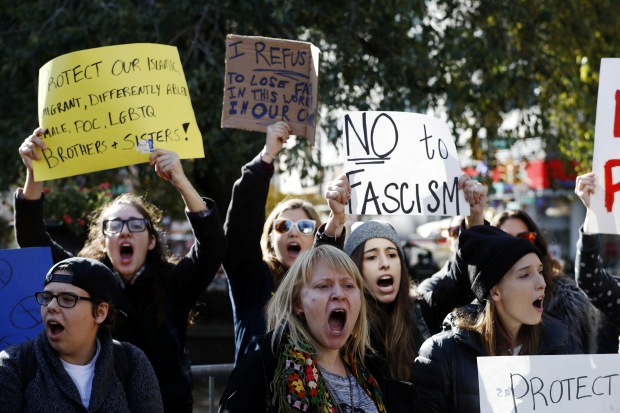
[191,363,234,413]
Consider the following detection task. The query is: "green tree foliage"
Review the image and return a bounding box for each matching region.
[0,0,427,218]
[1,0,617,218]
[423,0,620,173]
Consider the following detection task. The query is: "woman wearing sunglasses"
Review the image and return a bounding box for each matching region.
[223,121,322,365]
[418,206,597,353]
[14,128,227,412]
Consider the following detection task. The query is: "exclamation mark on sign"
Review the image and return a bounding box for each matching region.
[182,123,190,141]
[614,90,620,137]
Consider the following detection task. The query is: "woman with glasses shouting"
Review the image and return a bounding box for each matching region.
[14,127,226,412]
[223,121,323,365]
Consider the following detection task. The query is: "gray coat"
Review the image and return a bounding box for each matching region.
[0,329,163,412]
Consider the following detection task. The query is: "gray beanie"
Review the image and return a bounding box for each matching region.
[344,220,403,257]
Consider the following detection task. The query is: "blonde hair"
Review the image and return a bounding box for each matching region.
[266,245,371,360]
[260,198,321,286]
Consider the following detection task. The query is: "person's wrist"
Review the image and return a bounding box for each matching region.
[328,211,347,234]
[261,147,276,162]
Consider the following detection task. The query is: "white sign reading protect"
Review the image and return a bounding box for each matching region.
[478,354,620,412]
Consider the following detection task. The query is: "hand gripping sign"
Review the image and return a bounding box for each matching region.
[221,34,320,144]
[35,43,203,181]
[588,58,620,234]
[343,111,470,216]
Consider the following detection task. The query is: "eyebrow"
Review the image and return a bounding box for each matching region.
[363,246,398,254]
[515,264,541,273]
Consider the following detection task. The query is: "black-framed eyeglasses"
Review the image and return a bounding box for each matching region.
[516,231,537,244]
[35,291,98,309]
[273,219,316,235]
[103,218,149,234]
[448,226,460,238]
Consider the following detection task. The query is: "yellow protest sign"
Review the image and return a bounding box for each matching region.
[35,43,203,181]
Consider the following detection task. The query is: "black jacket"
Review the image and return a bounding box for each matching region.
[222,154,276,365]
[575,226,620,353]
[411,307,582,413]
[14,192,226,409]
[219,331,417,413]
[417,223,598,353]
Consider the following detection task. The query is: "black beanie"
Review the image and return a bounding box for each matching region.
[458,225,542,302]
[44,257,118,303]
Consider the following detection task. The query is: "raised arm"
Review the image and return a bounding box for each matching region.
[14,127,72,263]
[19,127,47,200]
[314,174,350,249]
[417,175,487,334]
[150,148,207,213]
[574,172,620,319]
[223,122,291,284]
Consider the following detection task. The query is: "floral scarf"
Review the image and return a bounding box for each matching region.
[270,335,387,413]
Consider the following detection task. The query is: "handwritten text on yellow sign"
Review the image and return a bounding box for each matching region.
[36,43,203,181]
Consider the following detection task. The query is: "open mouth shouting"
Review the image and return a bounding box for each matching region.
[377,275,394,291]
[119,242,134,264]
[328,309,347,334]
[532,296,544,312]
[46,319,65,340]
[287,242,301,258]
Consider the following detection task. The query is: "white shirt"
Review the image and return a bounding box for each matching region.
[60,338,101,408]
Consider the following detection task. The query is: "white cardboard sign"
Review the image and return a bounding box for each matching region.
[478,354,620,413]
[590,58,620,234]
[342,111,469,216]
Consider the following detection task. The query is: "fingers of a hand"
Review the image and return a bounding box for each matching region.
[20,140,41,161]
[326,188,348,205]
[458,174,470,189]
[467,182,482,204]
[155,163,171,180]
[273,121,292,134]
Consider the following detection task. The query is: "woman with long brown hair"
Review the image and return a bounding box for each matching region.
[412,226,580,413]
[15,127,226,412]
[419,208,597,353]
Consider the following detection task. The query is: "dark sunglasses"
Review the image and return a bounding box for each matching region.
[516,231,537,244]
[103,218,149,234]
[448,226,460,238]
[273,219,316,235]
[35,291,98,309]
